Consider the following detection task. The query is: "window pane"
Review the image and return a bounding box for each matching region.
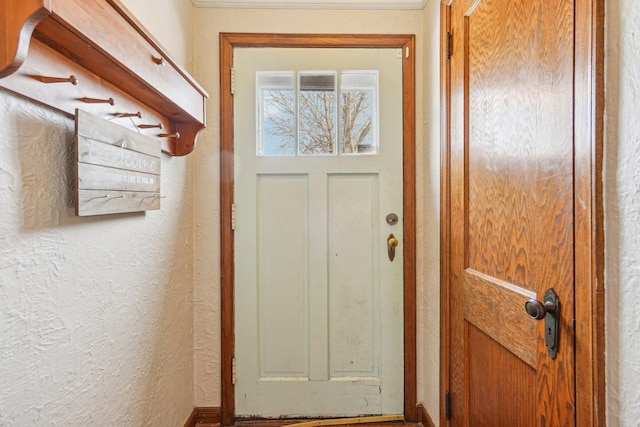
[298,72,337,155]
[258,72,296,156]
[340,72,378,155]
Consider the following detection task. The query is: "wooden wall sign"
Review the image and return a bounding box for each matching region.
[75,109,161,216]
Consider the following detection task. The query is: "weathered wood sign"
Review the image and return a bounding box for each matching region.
[75,109,161,216]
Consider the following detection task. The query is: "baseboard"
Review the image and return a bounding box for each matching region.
[416,403,436,427]
[184,408,198,427]
[184,406,222,427]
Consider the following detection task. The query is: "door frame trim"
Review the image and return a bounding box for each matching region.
[219,32,417,426]
[438,0,606,425]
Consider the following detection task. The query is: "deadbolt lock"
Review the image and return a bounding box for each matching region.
[386,213,399,225]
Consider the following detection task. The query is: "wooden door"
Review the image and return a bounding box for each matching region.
[448,0,577,425]
[233,47,404,418]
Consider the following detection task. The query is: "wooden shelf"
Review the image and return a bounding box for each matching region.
[0,0,208,156]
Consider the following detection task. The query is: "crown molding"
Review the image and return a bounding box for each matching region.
[191,0,428,10]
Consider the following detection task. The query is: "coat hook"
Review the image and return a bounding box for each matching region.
[36,75,79,85]
[79,97,115,105]
[138,123,163,129]
[143,195,166,200]
[87,194,126,201]
[158,132,180,139]
[151,56,165,66]
[87,195,109,201]
[113,112,142,118]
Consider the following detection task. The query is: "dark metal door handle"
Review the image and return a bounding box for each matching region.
[525,288,560,359]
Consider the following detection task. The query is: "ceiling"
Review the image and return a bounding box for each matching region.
[191,0,428,9]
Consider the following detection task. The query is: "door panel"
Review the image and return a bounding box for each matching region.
[463,272,536,367]
[257,175,309,378]
[328,174,380,378]
[449,0,576,425]
[467,324,536,424]
[234,48,403,417]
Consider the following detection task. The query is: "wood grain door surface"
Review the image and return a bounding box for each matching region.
[449,0,577,425]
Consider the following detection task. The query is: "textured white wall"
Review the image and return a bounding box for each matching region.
[605,0,640,425]
[0,2,196,425]
[191,7,443,416]
[419,0,441,424]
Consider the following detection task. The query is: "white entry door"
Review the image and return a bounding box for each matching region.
[233,47,403,418]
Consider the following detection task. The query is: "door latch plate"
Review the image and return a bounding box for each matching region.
[544,288,560,359]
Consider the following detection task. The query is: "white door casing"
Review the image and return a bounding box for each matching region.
[233,48,403,417]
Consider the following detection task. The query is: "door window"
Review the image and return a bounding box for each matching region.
[257,71,378,156]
